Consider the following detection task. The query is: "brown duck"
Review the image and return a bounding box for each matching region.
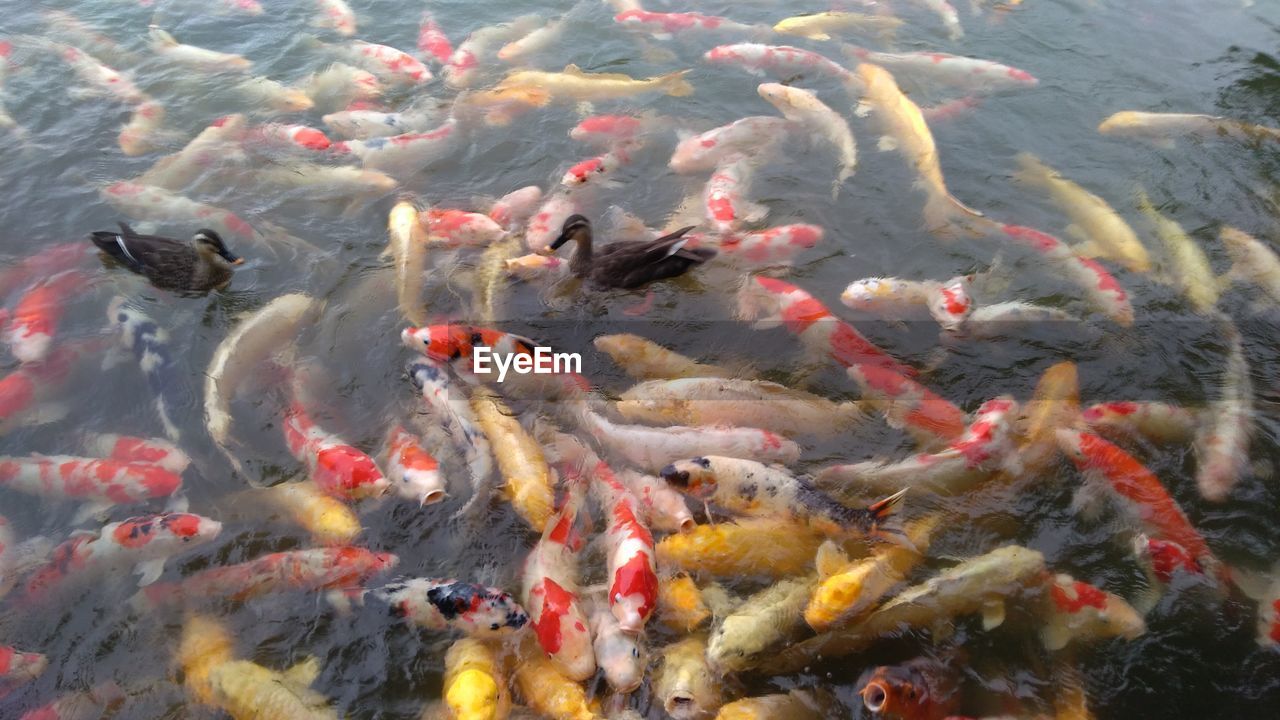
[547,214,714,289]
[90,222,242,293]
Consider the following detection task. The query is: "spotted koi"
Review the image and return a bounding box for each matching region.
[374,577,528,636]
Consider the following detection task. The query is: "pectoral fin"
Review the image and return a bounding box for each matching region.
[135,559,167,587]
[282,656,323,689]
[815,540,850,579]
[981,598,1007,630]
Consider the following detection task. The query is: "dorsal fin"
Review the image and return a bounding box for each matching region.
[563,63,585,76]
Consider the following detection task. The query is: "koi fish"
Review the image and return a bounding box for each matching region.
[443,638,510,720]
[739,275,917,376]
[857,63,983,235]
[858,657,960,720]
[1056,429,1219,568]
[119,100,167,156]
[454,84,550,127]
[383,425,444,506]
[656,518,829,579]
[314,0,357,36]
[471,387,555,531]
[498,18,567,63]
[20,513,222,603]
[995,223,1134,325]
[593,333,734,380]
[670,116,791,175]
[321,107,434,140]
[1013,152,1148,272]
[1194,321,1253,502]
[422,207,507,247]
[562,144,635,188]
[331,119,458,176]
[0,455,182,510]
[4,270,86,363]
[107,298,184,441]
[614,467,694,535]
[912,0,964,39]
[0,645,47,686]
[717,690,839,719]
[615,9,758,39]
[136,113,248,191]
[588,593,644,692]
[487,185,544,231]
[1136,189,1217,314]
[237,480,361,546]
[100,182,259,247]
[149,26,251,72]
[656,574,712,633]
[709,224,824,268]
[41,10,141,68]
[1041,573,1145,650]
[386,200,428,327]
[417,13,453,64]
[82,433,190,475]
[521,478,595,681]
[56,43,147,104]
[844,275,973,331]
[571,114,649,148]
[443,16,542,89]
[1219,226,1280,306]
[0,243,91,300]
[232,75,315,112]
[957,301,1078,339]
[847,364,968,447]
[758,82,857,197]
[493,64,694,102]
[1017,361,1081,476]
[137,546,397,609]
[204,293,321,477]
[1082,401,1200,445]
[654,633,725,719]
[704,154,768,233]
[343,40,431,84]
[774,12,905,41]
[0,338,104,436]
[817,396,1019,495]
[510,634,597,720]
[704,43,857,87]
[247,123,331,151]
[845,47,1036,95]
[304,63,378,112]
[407,361,494,520]
[373,577,527,636]
[283,397,389,502]
[524,192,579,253]
[706,573,818,673]
[1099,111,1280,147]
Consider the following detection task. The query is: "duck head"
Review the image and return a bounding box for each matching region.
[193,229,243,266]
[549,214,592,252]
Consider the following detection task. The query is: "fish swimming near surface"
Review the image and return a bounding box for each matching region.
[492,64,694,102]
[372,577,528,636]
[107,298,185,441]
[1099,111,1280,147]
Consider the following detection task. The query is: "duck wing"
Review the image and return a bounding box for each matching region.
[593,227,716,289]
[91,223,193,273]
[600,226,710,266]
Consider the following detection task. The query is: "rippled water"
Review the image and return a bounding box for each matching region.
[2,0,1280,717]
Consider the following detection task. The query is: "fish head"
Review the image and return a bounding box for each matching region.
[596,628,644,692]
[756,82,793,110]
[316,446,389,499]
[660,457,716,499]
[859,661,954,720]
[1097,111,1146,136]
[161,513,224,543]
[402,325,472,362]
[1053,427,1087,462]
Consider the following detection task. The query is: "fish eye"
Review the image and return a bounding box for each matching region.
[491,623,499,630]
[632,648,639,657]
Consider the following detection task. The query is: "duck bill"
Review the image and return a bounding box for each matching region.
[549,231,572,252]
[222,251,245,265]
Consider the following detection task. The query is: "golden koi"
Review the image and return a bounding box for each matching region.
[593,333,736,380]
[656,518,830,579]
[387,200,428,327]
[509,635,599,720]
[654,633,725,720]
[1099,111,1280,147]
[1136,189,1217,313]
[493,64,693,102]
[773,12,905,41]
[443,638,511,720]
[471,388,555,532]
[707,573,818,672]
[715,689,838,720]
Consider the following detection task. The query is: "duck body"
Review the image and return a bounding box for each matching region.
[90,222,242,293]
[550,215,714,289]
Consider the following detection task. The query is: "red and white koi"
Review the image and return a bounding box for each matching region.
[521,479,595,681]
[1194,321,1253,502]
[669,116,791,175]
[246,123,331,151]
[331,119,458,175]
[83,433,190,475]
[844,47,1036,94]
[0,645,48,686]
[41,10,141,68]
[0,454,182,508]
[848,364,967,447]
[314,0,357,37]
[817,396,1020,495]
[0,338,103,436]
[444,16,541,89]
[283,399,389,501]
[16,682,125,720]
[422,207,508,247]
[417,13,454,64]
[738,275,916,376]
[149,26,251,72]
[1081,401,1200,445]
[704,43,857,86]
[487,185,544,231]
[707,224,823,268]
[373,577,529,636]
[340,40,431,85]
[562,144,635,188]
[525,191,580,253]
[57,44,147,105]
[1040,573,1145,650]
[758,82,857,197]
[0,243,91,301]
[996,224,1134,326]
[588,593,644,692]
[20,513,222,603]
[958,301,1078,340]
[219,0,264,14]
[704,154,768,233]
[616,467,695,534]
[615,9,758,39]
[100,182,258,246]
[384,425,445,506]
[1133,534,1203,586]
[1056,429,1220,569]
[135,546,397,608]
[4,270,86,364]
[118,100,167,156]
[406,361,494,519]
[570,114,646,148]
[498,18,567,63]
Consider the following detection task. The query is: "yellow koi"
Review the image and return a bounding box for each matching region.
[494,64,693,101]
[444,638,510,720]
[471,387,554,532]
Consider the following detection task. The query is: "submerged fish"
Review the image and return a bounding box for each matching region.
[995,224,1134,325]
[0,455,182,511]
[1193,321,1253,502]
[4,270,86,364]
[706,574,818,673]
[150,26,252,72]
[383,425,445,506]
[471,387,555,532]
[1099,111,1280,147]
[1082,401,1201,445]
[1041,573,1145,650]
[387,200,428,327]
[282,394,389,501]
[758,82,856,198]
[107,298,184,441]
[593,333,735,380]
[0,644,48,686]
[493,64,693,101]
[845,47,1037,95]
[774,12,905,41]
[847,364,967,447]
[1136,189,1217,313]
[1219,226,1280,306]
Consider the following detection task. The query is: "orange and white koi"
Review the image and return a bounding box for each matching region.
[83,433,190,475]
[314,0,357,37]
[845,47,1036,94]
[4,270,86,364]
[0,243,91,301]
[100,181,258,246]
[525,192,580,253]
[847,364,967,447]
[615,9,758,39]
[703,224,823,268]
[1194,321,1253,503]
[417,13,453,64]
[704,154,768,233]
[382,425,444,506]
[758,82,857,197]
[575,403,801,473]
[136,113,248,191]
[1133,534,1204,586]
[670,116,791,175]
[304,63,379,112]
[331,119,458,175]
[1056,429,1219,569]
[247,123,331,151]
[339,40,431,85]
[283,399,389,502]
[118,100,167,156]
[562,144,636,188]
[373,577,528,636]
[20,513,222,603]
[406,361,494,518]
[487,185,544,231]
[0,338,103,435]
[422,207,507,247]
[443,16,542,89]
[571,114,648,148]
[704,43,856,86]
[995,223,1133,325]
[0,645,47,686]
[1040,573,1145,650]
[521,479,595,681]
[0,454,182,508]
[1082,402,1200,445]
[738,275,916,376]
[136,546,397,609]
[149,26,252,72]
[818,396,1019,495]
[56,43,146,105]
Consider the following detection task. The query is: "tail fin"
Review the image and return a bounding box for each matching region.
[661,69,694,98]
[923,191,988,239]
[864,488,912,546]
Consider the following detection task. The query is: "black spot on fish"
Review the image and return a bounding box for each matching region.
[426,582,482,620]
[692,457,711,469]
[506,609,528,629]
[739,482,758,502]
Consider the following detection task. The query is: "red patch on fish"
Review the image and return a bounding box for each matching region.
[1051,579,1108,613]
[532,578,575,654]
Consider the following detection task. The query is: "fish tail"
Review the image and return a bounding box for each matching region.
[866,487,908,524]
[661,69,694,98]
[923,191,988,239]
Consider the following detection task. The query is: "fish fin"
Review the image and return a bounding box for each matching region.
[562,63,585,75]
[148,25,177,49]
[282,656,323,689]
[815,540,850,578]
[135,559,166,587]
[981,598,1007,630]
[854,102,874,119]
[866,487,908,521]
[922,192,986,239]
[164,491,190,513]
[573,101,595,118]
[876,135,898,152]
[100,345,128,372]
[71,501,113,526]
[1040,618,1070,650]
[660,69,695,98]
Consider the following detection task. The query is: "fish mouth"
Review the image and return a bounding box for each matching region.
[861,680,890,713]
[420,489,446,506]
[664,694,699,718]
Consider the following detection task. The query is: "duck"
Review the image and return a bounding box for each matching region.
[547,215,715,289]
[90,222,242,293]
